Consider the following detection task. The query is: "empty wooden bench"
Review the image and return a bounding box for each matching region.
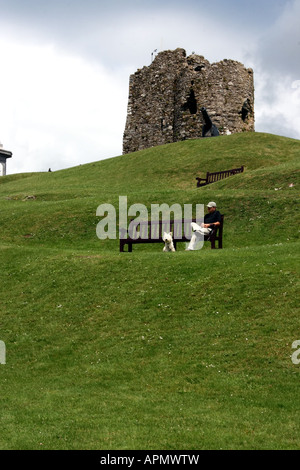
[120,215,224,252]
[196,166,244,187]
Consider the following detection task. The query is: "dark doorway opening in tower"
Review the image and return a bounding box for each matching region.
[241,98,251,121]
[182,88,197,114]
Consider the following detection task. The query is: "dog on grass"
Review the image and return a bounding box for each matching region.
[162,232,176,252]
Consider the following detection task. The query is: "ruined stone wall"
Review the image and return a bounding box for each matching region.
[123,48,254,154]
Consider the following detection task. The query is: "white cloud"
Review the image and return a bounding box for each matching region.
[95,8,256,69]
[255,74,300,138]
[250,0,300,138]
[256,0,300,77]
[0,40,128,174]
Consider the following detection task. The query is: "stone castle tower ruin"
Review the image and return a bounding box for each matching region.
[123,48,254,154]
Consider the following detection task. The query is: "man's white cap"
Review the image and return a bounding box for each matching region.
[207,201,217,208]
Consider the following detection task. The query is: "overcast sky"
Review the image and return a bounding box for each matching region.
[0,0,299,174]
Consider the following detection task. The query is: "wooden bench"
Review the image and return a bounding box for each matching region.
[120,215,224,252]
[196,166,244,187]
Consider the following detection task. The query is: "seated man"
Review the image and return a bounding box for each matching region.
[186,201,221,250]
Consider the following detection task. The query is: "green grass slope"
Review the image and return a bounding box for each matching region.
[0,132,299,450]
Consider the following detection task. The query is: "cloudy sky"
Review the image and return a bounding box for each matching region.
[0,0,299,175]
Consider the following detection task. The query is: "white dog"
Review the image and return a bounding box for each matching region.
[162,231,176,252]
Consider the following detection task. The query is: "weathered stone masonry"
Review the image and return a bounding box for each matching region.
[123,48,254,154]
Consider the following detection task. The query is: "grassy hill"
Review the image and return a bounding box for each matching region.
[0,132,299,450]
